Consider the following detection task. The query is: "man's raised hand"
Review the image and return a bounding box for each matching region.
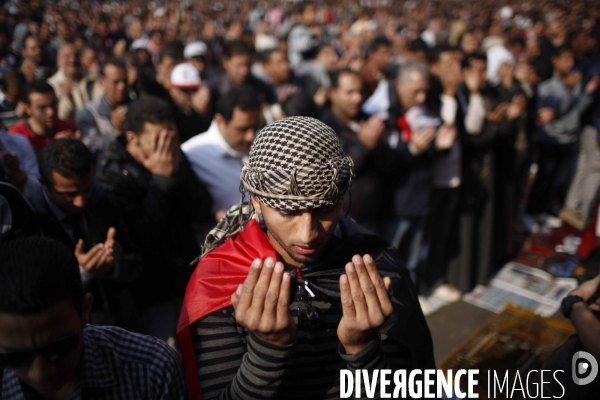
[231,258,296,347]
[74,227,120,275]
[75,241,112,275]
[338,254,393,355]
[103,227,122,266]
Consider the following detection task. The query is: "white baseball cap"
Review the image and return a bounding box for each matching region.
[170,63,201,89]
[184,41,208,59]
[130,39,148,52]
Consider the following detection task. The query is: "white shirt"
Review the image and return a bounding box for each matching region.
[181,121,249,214]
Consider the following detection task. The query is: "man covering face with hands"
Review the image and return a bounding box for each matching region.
[178,117,434,399]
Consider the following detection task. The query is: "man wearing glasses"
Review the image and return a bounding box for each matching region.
[0,236,188,399]
[178,117,435,399]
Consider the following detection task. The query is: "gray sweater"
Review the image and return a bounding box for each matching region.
[537,76,593,144]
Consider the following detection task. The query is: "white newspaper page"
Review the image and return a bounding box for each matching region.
[463,262,577,317]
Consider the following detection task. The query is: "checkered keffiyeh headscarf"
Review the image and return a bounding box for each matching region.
[240,116,354,210]
[199,117,355,257]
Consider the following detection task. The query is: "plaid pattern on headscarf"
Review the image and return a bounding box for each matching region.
[240,116,354,210]
[199,117,355,257]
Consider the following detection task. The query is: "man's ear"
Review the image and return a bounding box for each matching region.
[327,87,336,101]
[23,103,31,116]
[124,131,137,145]
[250,195,262,214]
[81,293,93,326]
[215,113,226,131]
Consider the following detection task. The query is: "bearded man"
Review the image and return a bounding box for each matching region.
[178,117,435,399]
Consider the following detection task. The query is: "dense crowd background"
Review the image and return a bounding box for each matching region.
[1,0,600,333]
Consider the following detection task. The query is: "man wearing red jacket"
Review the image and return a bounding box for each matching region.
[178,117,434,399]
[9,80,78,153]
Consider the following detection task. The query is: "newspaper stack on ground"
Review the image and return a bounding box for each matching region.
[463,262,578,317]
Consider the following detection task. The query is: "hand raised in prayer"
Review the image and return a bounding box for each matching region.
[103,227,122,266]
[409,126,436,155]
[506,94,527,121]
[585,75,599,95]
[75,227,120,275]
[231,258,296,347]
[438,57,461,96]
[110,106,127,136]
[337,254,393,355]
[313,87,328,108]
[487,103,509,123]
[358,115,385,149]
[434,124,457,150]
[191,84,211,115]
[537,107,555,125]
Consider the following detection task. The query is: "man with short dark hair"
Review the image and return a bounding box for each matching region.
[97,96,212,342]
[20,35,48,82]
[75,58,131,155]
[527,45,599,217]
[184,41,208,77]
[0,236,188,399]
[207,40,276,107]
[178,117,434,399]
[167,63,212,142]
[151,44,184,98]
[29,139,142,331]
[9,80,78,153]
[295,42,339,97]
[182,86,262,220]
[287,1,318,70]
[360,36,393,99]
[260,48,302,103]
[320,68,390,233]
[0,71,25,130]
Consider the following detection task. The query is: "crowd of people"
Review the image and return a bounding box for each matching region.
[1,0,600,398]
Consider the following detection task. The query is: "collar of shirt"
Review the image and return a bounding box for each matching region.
[98,95,117,118]
[205,120,248,161]
[42,188,69,223]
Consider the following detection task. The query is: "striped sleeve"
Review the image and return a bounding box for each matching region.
[191,308,295,400]
[339,335,390,400]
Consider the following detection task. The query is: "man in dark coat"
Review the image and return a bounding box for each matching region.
[29,138,142,332]
[320,68,391,234]
[97,96,213,342]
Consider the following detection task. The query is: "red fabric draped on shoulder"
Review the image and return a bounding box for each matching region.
[177,219,280,399]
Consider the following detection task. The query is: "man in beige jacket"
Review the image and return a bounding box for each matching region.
[47,43,102,121]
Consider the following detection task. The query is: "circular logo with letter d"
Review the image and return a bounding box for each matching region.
[572,351,598,386]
